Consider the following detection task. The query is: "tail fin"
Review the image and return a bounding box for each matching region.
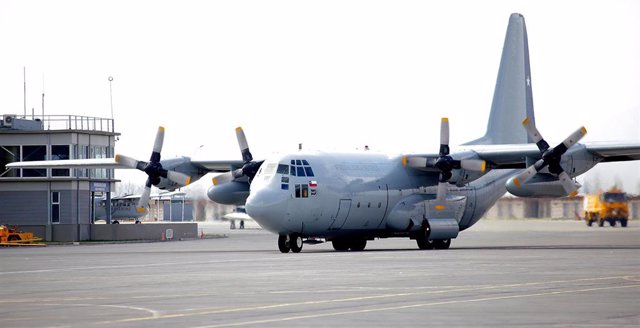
[465,13,535,145]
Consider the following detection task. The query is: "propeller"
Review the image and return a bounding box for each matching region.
[212,127,263,186]
[511,117,586,197]
[114,126,191,212]
[431,118,486,209]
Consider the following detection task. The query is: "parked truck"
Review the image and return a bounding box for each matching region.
[583,187,629,227]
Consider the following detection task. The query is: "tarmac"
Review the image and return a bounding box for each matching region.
[1,219,639,327]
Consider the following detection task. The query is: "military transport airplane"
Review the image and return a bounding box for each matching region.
[9,13,640,253]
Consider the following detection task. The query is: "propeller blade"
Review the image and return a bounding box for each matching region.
[136,180,152,213]
[460,159,486,173]
[212,172,235,186]
[558,171,579,197]
[150,126,165,162]
[435,182,448,210]
[167,171,191,186]
[512,164,539,187]
[115,154,142,169]
[439,117,450,156]
[521,117,543,143]
[236,127,253,163]
[560,126,587,150]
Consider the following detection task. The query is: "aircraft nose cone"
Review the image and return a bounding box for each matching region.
[245,188,287,233]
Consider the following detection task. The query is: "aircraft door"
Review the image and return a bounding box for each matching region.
[329,199,351,230]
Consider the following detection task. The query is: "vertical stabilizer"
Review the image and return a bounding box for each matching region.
[465,13,535,145]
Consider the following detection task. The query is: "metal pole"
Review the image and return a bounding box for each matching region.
[108,76,114,131]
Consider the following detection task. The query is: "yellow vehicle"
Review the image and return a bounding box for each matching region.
[583,188,629,227]
[0,225,44,246]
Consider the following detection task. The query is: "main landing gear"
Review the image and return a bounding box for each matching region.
[278,234,303,253]
[415,236,451,250]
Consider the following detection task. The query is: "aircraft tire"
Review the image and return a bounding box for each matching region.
[433,239,451,250]
[598,220,604,227]
[621,219,628,227]
[332,239,350,252]
[349,239,367,252]
[416,237,435,250]
[112,220,120,224]
[610,220,616,227]
[278,235,291,253]
[290,234,303,253]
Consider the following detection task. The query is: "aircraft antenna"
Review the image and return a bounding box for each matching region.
[23,67,26,118]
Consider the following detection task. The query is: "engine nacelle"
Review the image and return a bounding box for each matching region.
[506,173,581,198]
[207,181,250,205]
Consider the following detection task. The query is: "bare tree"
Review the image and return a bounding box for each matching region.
[115,180,144,196]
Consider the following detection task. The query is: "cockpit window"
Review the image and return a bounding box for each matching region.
[264,163,277,175]
[276,164,289,174]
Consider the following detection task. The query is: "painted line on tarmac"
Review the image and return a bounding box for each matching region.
[96,276,634,325]
[191,284,640,328]
[0,253,354,276]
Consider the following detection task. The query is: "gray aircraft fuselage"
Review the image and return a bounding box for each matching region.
[246,151,509,238]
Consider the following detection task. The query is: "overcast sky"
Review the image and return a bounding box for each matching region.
[1,0,639,194]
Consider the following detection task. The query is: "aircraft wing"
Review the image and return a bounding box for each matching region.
[471,142,640,167]
[191,160,246,172]
[6,158,126,169]
[408,141,640,172]
[584,142,640,162]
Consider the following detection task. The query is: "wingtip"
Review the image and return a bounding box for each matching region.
[235,127,243,133]
[581,127,587,135]
[441,117,449,123]
[185,177,191,186]
[212,177,218,186]
[481,161,487,173]
[159,126,165,132]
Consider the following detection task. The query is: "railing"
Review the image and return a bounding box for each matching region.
[9,114,115,133]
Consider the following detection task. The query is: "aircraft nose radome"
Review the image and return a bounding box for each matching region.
[245,189,287,233]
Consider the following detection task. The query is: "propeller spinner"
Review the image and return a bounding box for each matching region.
[115,126,191,212]
[511,118,586,197]
[432,118,486,210]
[404,118,486,210]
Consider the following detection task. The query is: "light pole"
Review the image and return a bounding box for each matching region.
[108,76,114,125]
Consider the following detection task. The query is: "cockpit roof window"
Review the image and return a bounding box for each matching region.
[288,159,314,177]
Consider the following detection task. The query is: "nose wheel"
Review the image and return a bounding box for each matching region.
[278,234,303,253]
